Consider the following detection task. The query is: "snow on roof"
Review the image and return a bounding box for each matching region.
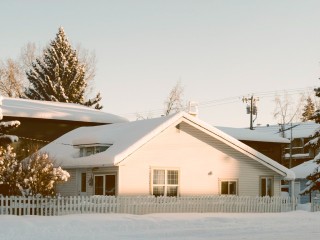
[1,97,128,124]
[254,121,320,139]
[39,112,294,180]
[216,126,290,143]
[290,159,317,179]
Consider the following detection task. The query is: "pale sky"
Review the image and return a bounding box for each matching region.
[1,0,320,127]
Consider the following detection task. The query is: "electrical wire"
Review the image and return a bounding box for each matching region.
[119,86,316,119]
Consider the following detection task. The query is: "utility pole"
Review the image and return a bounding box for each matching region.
[242,95,259,130]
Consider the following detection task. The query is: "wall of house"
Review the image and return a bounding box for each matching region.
[56,167,119,196]
[56,169,78,196]
[118,120,283,197]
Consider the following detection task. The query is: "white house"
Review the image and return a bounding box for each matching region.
[38,112,295,197]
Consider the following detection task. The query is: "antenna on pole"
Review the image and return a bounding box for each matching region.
[242,95,259,130]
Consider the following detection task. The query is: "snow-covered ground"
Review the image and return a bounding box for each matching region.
[0,205,319,240]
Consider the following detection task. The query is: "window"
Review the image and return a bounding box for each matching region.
[219,180,237,195]
[81,173,86,192]
[79,145,111,157]
[261,176,273,196]
[94,174,116,196]
[152,169,179,197]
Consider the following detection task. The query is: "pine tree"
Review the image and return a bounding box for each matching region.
[301,88,320,194]
[301,96,315,122]
[25,27,102,109]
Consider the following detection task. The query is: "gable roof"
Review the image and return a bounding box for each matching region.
[216,126,290,143]
[39,112,295,180]
[1,97,128,124]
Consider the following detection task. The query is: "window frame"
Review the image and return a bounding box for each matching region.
[219,179,238,195]
[151,168,179,197]
[78,145,111,157]
[260,176,274,197]
[80,172,87,193]
[94,173,117,196]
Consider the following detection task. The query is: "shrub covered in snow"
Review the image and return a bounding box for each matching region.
[19,152,70,196]
[0,145,23,195]
[0,145,70,196]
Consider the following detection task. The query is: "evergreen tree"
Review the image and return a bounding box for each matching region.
[25,27,102,109]
[301,88,320,194]
[301,96,315,122]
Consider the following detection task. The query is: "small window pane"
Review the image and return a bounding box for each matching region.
[261,178,266,196]
[105,175,116,196]
[153,186,165,196]
[167,170,178,185]
[86,147,94,156]
[261,177,273,196]
[221,181,229,194]
[267,178,272,196]
[95,176,103,195]
[153,170,165,184]
[81,173,86,192]
[229,181,236,195]
[167,186,178,197]
[80,148,84,157]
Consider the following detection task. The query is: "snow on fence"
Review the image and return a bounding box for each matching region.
[0,195,295,216]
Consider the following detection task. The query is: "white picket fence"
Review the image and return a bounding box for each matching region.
[0,195,295,216]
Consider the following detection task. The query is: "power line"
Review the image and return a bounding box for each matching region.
[119,86,315,119]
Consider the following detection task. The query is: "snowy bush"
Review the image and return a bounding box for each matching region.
[0,145,23,195]
[19,152,70,196]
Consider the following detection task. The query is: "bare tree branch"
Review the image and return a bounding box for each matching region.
[0,59,25,98]
[164,81,185,116]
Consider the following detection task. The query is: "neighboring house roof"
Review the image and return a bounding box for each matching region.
[1,97,128,124]
[290,159,317,179]
[216,126,290,143]
[39,112,295,180]
[254,121,320,139]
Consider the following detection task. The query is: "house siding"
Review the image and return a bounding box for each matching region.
[56,167,119,196]
[118,120,283,197]
[56,169,77,196]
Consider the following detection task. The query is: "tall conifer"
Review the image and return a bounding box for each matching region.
[301,96,315,122]
[25,27,102,109]
[302,89,320,194]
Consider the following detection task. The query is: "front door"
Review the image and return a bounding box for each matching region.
[94,174,116,196]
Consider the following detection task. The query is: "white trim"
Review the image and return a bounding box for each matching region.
[218,178,238,195]
[94,173,117,196]
[151,167,180,197]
